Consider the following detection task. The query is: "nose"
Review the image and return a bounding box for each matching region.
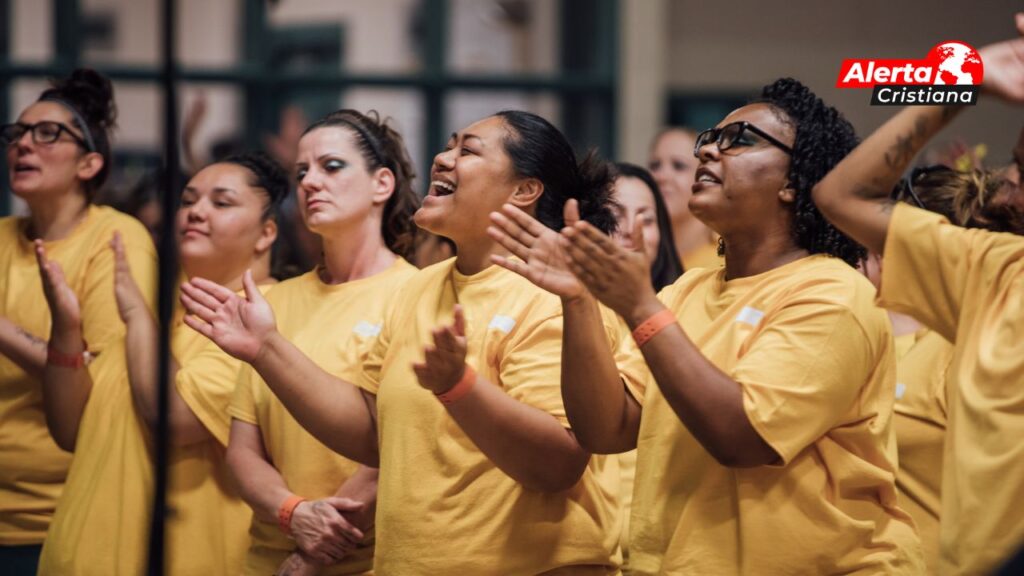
[299,168,324,193]
[433,147,456,173]
[186,198,208,222]
[696,140,720,163]
[15,128,33,151]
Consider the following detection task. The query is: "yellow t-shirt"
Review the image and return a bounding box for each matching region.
[0,205,157,546]
[879,203,1024,575]
[356,258,621,575]
[165,298,267,576]
[893,328,951,574]
[229,259,416,576]
[621,254,923,575]
[680,239,722,271]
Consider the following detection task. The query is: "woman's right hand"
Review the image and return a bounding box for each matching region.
[179,270,277,363]
[487,202,588,300]
[288,497,365,565]
[275,551,322,576]
[34,240,82,333]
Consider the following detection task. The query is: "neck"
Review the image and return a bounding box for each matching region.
[319,220,396,284]
[672,215,713,257]
[721,227,807,281]
[25,192,89,242]
[454,234,505,276]
[888,311,922,337]
[184,254,272,292]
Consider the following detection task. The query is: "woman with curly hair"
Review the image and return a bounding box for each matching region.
[812,16,1024,574]
[490,78,923,574]
[181,110,624,574]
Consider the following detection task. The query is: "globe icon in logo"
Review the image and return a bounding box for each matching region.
[929,42,984,85]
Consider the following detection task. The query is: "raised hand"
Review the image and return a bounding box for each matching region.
[34,240,81,332]
[487,201,586,299]
[979,13,1024,103]
[289,497,365,565]
[110,232,150,324]
[561,215,660,323]
[412,305,469,394]
[179,269,277,363]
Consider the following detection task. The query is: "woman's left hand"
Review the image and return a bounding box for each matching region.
[275,551,322,576]
[979,13,1024,103]
[412,305,469,394]
[34,240,82,333]
[561,216,662,325]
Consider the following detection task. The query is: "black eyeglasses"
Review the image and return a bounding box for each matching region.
[0,121,91,150]
[893,165,954,209]
[693,121,793,157]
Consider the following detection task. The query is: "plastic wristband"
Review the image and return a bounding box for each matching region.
[277,495,306,535]
[46,341,91,369]
[436,365,476,406]
[631,309,676,347]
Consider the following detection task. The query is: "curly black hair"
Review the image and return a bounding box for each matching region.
[754,78,865,267]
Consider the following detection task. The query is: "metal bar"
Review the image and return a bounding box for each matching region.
[421,0,448,184]
[147,0,180,572]
[0,0,10,216]
[53,0,81,69]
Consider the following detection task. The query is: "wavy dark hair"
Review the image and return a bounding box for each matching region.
[302,109,419,260]
[894,165,1024,235]
[612,162,683,290]
[753,78,865,266]
[38,68,117,200]
[494,110,617,235]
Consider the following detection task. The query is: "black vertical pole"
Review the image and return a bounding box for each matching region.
[148,0,179,573]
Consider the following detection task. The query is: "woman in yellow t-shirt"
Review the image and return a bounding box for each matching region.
[811,20,1024,574]
[0,69,157,575]
[226,110,418,576]
[182,110,624,575]
[492,78,923,574]
[34,151,288,575]
[647,127,721,270]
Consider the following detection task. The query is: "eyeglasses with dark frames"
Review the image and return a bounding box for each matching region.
[693,121,794,158]
[0,121,92,150]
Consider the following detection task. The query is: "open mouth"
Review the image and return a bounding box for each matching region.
[695,167,721,185]
[14,162,39,174]
[430,180,456,197]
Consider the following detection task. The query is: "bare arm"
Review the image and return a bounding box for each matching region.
[0,317,49,380]
[180,273,379,465]
[111,233,210,446]
[413,307,591,493]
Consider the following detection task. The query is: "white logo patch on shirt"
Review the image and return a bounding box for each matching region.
[352,321,382,338]
[488,315,516,334]
[895,382,907,400]
[735,306,765,327]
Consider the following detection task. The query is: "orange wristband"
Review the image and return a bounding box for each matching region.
[277,495,306,535]
[631,309,676,347]
[436,365,476,405]
[46,341,90,369]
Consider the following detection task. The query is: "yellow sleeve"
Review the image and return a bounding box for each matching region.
[227,364,260,425]
[499,312,569,427]
[80,220,157,355]
[879,203,978,342]
[175,340,244,446]
[354,296,394,395]
[735,301,878,465]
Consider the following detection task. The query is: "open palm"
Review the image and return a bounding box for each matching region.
[980,13,1024,103]
[180,271,277,363]
[487,203,585,299]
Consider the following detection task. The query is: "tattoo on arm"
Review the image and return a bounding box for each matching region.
[15,326,47,350]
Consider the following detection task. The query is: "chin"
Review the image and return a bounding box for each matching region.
[412,205,448,236]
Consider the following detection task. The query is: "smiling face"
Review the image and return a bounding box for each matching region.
[612,175,660,264]
[689,103,796,239]
[6,101,96,201]
[648,129,698,224]
[295,126,391,237]
[176,163,274,275]
[414,115,522,244]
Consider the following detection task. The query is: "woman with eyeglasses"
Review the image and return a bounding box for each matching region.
[181,110,624,574]
[489,78,923,574]
[812,17,1024,574]
[0,69,157,575]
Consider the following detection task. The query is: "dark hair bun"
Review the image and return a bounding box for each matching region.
[42,68,117,131]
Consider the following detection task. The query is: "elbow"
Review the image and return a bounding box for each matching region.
[811,182,839,219]
[519,452,590,494]
[47,422,76,453]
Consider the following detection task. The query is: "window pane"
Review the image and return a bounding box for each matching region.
[80,0,160,67]
[10,0,54,63]
[268,0,424,74]
[446,0,559,75]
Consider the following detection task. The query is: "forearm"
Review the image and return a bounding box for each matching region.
[42,324,93,451]
[624,300,779,468]
[331,466,378,531]
[560,294,640,454]
[446,376,590,492]
[0,316,48,380]
[253,332,378,465]
[226,435,295,524]
[813,105,964,253]
[124,312,210,445]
